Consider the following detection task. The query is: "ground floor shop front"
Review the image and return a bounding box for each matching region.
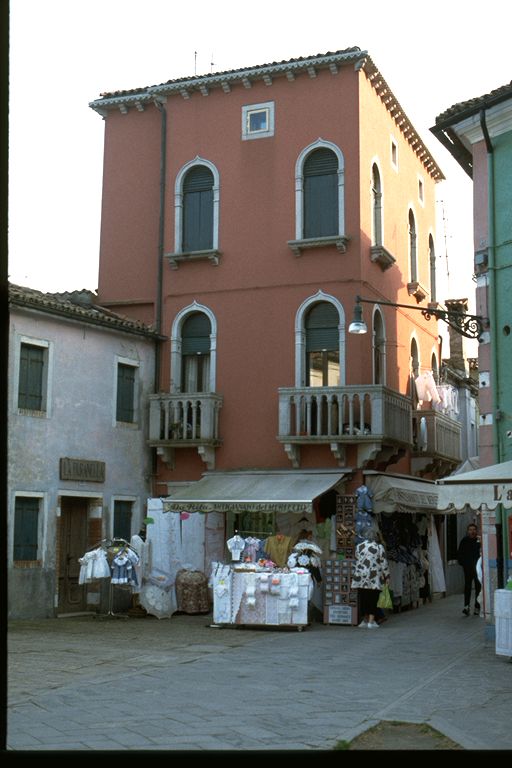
[135,469,469,628]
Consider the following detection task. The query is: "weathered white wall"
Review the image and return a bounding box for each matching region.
[8,307,156,617]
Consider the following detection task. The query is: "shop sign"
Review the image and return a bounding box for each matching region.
[60,457,105,483]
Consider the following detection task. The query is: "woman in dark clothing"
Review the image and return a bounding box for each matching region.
[457,523,481,616]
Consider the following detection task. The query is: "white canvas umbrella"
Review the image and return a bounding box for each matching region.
[437,460,512,511]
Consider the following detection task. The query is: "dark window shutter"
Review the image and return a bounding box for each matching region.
[113,501,132,541]
[116,364,135,422]
[303,149,338,238]
[181,313,211,355]
[183,166,214,251]
[14,497,39,560]
[18,344,44,410]
[305,302,339,351]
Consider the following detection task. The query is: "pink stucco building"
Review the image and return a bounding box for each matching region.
[91,49,464,603]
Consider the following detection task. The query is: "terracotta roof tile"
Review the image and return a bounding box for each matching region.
[9,283,161,338]
[434,81,512,126]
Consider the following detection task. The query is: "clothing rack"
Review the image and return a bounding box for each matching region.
[81,538,138,619]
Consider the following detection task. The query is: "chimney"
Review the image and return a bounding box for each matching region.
[445,299,467,374]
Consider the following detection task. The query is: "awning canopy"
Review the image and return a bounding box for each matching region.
[364,472,439,514]
[163,470,347,514]
[436,460,512,511]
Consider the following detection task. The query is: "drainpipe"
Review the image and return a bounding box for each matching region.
[154,96,167,390]
[152,97,167,496]
[480,108,504,588]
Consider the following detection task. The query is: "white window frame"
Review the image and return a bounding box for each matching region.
[408,206,418,284]
[170,302,217,394]
[242,101,275,140]
[174,157,220,254]
[10,492,47,566]
[15,334,53,417]
[294,290,346,387]
[370,158,384,247]
[294,139,345,241]
[113,356,140,428]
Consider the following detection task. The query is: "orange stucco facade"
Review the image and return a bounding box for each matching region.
[93,50,443,490]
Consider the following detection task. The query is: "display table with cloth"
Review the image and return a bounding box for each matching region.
[212,566,313,629]
[495,589,512,657]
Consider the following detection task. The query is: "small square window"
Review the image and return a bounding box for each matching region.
[418,178,424,204]
[242,101,275,141]
[248,109,268,133]
[391,138,398,169]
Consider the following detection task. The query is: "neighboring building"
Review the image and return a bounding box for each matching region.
[8,285,158,618]
[432,80,512,612]
[90,47,469,602]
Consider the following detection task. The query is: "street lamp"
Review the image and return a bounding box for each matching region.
[348,295,488,340]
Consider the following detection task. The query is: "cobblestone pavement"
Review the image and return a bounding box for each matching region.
[7,595,512,751]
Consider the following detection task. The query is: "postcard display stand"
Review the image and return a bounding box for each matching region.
[323,494,358,626]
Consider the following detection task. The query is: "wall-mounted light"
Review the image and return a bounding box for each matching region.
[349,295,488,340]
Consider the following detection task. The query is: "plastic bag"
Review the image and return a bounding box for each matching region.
[377,584,392,609]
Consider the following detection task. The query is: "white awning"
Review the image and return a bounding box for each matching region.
[364,472,439,514]
[163,470,347,514]
[436,460,512,511]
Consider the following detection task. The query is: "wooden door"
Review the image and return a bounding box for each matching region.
[58,498,88,613]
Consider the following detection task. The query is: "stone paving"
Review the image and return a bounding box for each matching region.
[7,595,512,751]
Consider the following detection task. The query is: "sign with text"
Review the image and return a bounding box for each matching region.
[60,457,105,483]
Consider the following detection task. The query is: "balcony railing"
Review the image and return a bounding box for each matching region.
[278,385,412,465]
[412,408,461,464]
[148,392,222,469]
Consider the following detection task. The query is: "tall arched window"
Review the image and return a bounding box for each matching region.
[431,353,438,384]
[373,309,385,384]
[305,302,340,386]
[303,149,338,238]
[181,312,211,392]
[372,164,382,246]
[182,166,214,252]
[292,140,345,247]
[409,209,417,282]
[173,158,220,258]
[429,234,436,303]
[410,338,420,406]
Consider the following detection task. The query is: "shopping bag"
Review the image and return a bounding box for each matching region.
[377,584,392,609]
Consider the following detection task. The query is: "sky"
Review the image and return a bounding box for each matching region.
[8,0,512,308]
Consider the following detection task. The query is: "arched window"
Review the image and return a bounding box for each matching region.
[173,158,220,257]
[431,353,438,384]
[371,164,382,246]
[293,140,345,244]
[305,302,340,386]
[410,338,420,405]
[409,209,417,283]
[182,166,214,252]
[429,234,436,303]
[303,149,338,238]
[373,309,386,385]
[170,303,217,394]
[181,312,211,392]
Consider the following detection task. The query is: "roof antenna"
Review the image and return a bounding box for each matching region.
[194,50,197,76]
[210,53,214,73]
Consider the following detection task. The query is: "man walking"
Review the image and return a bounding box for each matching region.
[457,523,481,616]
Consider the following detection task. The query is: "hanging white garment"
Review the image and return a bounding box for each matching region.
[181,512,206,572]
[428,517,446,593]
[205,512,225,577]
[227,534,245,561]
[415,371,441,404]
